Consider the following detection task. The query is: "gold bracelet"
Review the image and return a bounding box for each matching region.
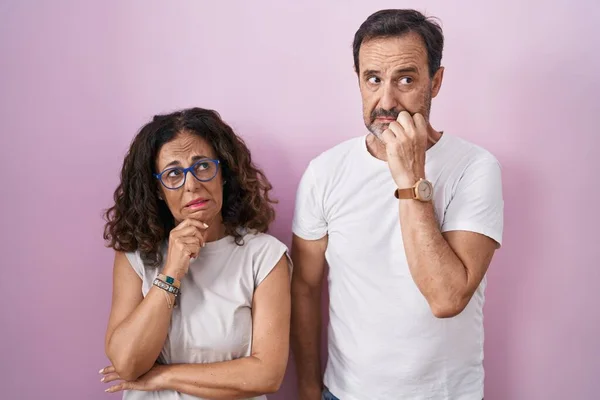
[162,289,173,309]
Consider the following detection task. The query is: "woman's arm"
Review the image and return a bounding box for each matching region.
[163,255,291,397]
[104,252,175,381]
[104,254,291,398]
[105,219,205,381]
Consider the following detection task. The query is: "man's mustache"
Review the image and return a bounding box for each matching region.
[371,108,401,121]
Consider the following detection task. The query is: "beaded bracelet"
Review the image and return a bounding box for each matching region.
[157,273,180,288]
[153,277,180,308]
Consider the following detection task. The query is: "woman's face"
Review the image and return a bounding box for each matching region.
[155,131,224,227]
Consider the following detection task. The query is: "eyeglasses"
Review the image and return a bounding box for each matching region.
[154,158,220,190]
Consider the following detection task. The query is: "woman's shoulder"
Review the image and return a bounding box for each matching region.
[122,250,145,278]
[238,231,291,287]
[240,231,288,252]
[122,242,167,278]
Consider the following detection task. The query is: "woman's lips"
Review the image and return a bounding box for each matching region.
[186,198,210,210]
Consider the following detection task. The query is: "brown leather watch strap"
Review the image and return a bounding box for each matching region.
[394,187,415,199]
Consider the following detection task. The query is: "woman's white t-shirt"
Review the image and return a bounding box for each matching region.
[123,232,290,400]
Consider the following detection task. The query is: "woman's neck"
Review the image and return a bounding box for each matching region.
[204,221,227,243]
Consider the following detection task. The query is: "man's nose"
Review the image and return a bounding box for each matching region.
[379,82,399,111]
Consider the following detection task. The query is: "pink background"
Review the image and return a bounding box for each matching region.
[1,1,599,399]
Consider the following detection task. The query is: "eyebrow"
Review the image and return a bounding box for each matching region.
[363,66,419,77]
[163,155,211,169]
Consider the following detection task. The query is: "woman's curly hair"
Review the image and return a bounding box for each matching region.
[103,107,276,267]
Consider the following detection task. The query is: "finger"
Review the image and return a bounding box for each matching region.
[178,236,201,246]
[99,366,115,374]
[380,128,396,145]
[105,383,127,393]
[100,372,121,383]
[413,113,431,142]
[183,238,204,254]
[397,111,416,135]
[174,225,203,237]
[173,227,206,246]
[177,226,207,247]
[387,121,407,139]
[185,242,202,258]
[181,218,209,230]
[413,112,427,129]
[173,219,209,233]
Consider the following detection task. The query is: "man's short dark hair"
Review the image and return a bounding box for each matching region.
[353,9,444,77]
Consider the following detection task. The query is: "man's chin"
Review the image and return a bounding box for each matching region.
[368,123,388,137]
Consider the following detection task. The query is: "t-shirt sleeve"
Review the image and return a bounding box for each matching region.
[253,236,293,288]
[441,156,504,247]
[292,161,328,240]
[124,251,145,279]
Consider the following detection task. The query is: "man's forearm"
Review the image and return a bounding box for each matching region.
[291,287,323,396]
[160,356,281,399]
[398,200,468,317]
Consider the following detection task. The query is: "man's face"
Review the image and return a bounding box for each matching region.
[357,33,444,137]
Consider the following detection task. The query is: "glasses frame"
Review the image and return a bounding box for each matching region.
[154,158,221,190]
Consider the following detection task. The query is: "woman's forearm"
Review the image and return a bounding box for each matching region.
[159,356,284,399]
[106,286,174,380]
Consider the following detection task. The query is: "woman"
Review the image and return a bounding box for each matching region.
[100,107,291,399]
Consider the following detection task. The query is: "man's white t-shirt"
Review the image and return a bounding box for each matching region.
[292,133,503,400]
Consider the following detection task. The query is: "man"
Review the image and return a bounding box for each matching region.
[290,9,503,400]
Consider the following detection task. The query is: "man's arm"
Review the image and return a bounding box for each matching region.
[398,201,497,318]
[290,234,328,400]
[381,111,503,318]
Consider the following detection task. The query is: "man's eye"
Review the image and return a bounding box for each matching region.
[399,77,413,85]
[367,76,381,84]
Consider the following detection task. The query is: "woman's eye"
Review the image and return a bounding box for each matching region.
[197,162,210,170]
[167,169,182,177]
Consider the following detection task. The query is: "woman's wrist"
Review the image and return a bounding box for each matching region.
[153,364,172,391]
[161,265,185,282]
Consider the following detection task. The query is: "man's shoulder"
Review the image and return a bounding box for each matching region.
[441,134,500,166]
[307,135,364,171]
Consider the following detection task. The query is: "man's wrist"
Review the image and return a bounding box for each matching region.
[394,172,423,189]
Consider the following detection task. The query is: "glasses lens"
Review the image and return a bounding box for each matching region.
[192,160,218,181]
[161,168,185,189]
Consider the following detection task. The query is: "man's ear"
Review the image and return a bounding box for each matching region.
[431,66,445,98]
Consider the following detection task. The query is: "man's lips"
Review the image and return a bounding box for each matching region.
[375,117,396,122]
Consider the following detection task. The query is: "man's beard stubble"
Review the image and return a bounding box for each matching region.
[367,91,432,139]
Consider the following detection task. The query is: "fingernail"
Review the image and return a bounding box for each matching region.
[202,222,209,228]
[105,389,110,392]
[99,368,104,374]
[202,242,206,248]
[100,377,105,382]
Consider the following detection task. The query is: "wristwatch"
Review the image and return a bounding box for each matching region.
[394,178,434,202]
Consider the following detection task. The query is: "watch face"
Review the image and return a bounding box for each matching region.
[417,180,433,201]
